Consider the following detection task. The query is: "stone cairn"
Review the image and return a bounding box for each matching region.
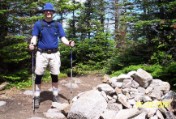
[67,68,176,119]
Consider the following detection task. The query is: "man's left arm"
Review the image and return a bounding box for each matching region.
[61,37,75,47]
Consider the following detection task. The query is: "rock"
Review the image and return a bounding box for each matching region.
[131,80,140,88]
[137,87,146,94]
[150,79,170,93]
[142,108,157,118]
[72,78,82,84]
[27,117,46,119]
[67,90,107,119]
[149,115,158,119]
[127,71,137,77]
[164,111,176,119]
[122,79,132,88]
[116,74,132,81]
[142,96,152,102]
[111,82,123,88]
[23,90,33,96]
[131,68,153,88]
[66,68,175,119]
[63,78,81,89]
[156,110,165,119]
[118,94,132,108]
[96,83,115,95]
[102,74,110,83]
[107,102,122,111]
[109,77,123,88]
[162,90,176,99]
[64,82,79,89]
[115,87,122,94]
[100,91,108,102]
[0,82,9,91]
[0,101,6,107]
[149,87,163,100]
[115,108,140,119]
[131,112,147,119]
[44,108,66,119]
[101,109,118,119]
[145,87,153,94]
[51,102,69,111]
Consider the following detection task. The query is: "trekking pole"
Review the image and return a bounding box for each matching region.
[31,51,35,114]
[70,47,73,94]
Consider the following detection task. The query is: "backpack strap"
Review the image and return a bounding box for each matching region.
[38,20,44,39]
[41,20,45,31]
[53,21,61,43]
[53,20,59,36]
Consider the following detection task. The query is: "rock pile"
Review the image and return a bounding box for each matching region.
[67,68,176,119]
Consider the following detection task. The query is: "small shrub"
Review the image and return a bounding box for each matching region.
[111,64,163,78]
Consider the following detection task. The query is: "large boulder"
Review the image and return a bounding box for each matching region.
[131,68,153,88]
[67,90,107,119]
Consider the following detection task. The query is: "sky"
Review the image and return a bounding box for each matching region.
[75,0,86,3]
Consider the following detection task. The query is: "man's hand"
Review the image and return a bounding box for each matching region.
[29,36,38,50]
[61,37,75,47]
[29,44,35,51]
[69,40,75,47]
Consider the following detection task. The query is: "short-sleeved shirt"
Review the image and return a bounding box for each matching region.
[32,20,66,49]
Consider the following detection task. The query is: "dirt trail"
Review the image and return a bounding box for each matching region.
[0,74,103,119]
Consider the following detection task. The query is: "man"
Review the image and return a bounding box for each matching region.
[29,2,75,107]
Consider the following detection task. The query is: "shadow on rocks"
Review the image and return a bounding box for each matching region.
[40,91,70,103]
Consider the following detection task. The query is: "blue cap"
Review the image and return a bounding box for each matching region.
[43,3,55,12]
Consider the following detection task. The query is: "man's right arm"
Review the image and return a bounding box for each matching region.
[29,36,38,50]
[29,21,40,51]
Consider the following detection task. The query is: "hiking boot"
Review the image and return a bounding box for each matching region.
[34,96,40,108]
[53,95,59,102]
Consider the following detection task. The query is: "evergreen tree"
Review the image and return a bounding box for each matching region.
[106,0,176,73]
[127,0,176,64]
[0,0,37,82]
[63,0,114,74]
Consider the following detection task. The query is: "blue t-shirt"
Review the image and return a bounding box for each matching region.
[32,20,66,49]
